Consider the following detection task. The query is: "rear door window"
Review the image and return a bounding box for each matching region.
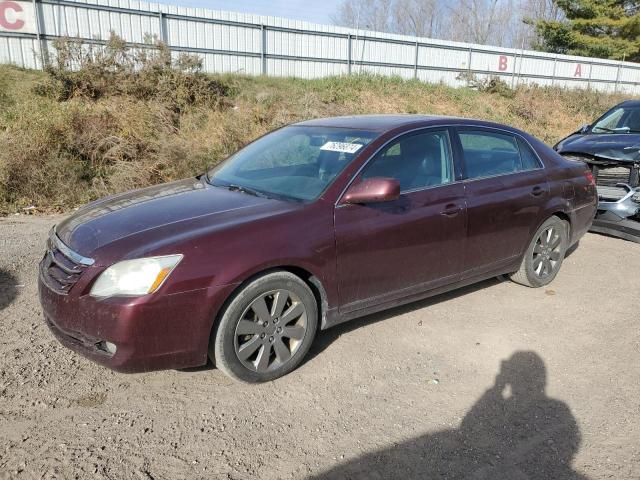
[458,130,539,179]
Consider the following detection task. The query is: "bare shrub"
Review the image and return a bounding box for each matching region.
[457,72,515,98]
[33,33,231,112]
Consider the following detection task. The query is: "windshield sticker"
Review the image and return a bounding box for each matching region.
[320,142,363,154]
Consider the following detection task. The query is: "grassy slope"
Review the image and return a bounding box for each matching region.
[0,64,633,213]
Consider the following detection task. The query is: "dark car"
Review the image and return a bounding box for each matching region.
[555,100,640,242]
[39,115,597,382]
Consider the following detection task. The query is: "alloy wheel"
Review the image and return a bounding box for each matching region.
[532,225,563,279]
[234,289,308,372]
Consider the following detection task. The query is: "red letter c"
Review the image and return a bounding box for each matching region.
[0,1,25,30]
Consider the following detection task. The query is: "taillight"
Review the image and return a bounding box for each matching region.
[583,170,596,186]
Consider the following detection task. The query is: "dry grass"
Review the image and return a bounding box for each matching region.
[0,58,634,214]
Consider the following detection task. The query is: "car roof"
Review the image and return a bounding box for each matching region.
[618,100,640,107]
[293,114,515,133]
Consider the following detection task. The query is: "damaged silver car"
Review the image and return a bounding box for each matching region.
[555,100,640,243]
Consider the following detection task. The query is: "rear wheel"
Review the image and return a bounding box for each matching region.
[510,216,569,288]
[210,271,317,383]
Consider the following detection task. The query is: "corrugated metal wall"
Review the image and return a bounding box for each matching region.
[1,0,640,94]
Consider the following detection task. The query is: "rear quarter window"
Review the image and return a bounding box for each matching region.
[517,138,543,170]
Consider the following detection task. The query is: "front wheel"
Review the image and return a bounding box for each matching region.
[210,271,318,383]
[510,216,569,288]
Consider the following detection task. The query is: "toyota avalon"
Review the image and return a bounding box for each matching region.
[39,115,597,382]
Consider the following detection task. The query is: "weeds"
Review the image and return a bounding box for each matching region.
[0,75,10,109]
[0,40,635,214]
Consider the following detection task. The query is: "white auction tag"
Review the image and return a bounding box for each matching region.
[320,142,363,154]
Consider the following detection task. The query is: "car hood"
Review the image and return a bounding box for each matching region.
[56,178,296,263]
[555,133,640,163]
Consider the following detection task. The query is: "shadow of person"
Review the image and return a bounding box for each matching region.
[309,351,588,480]
[0,268,19,312]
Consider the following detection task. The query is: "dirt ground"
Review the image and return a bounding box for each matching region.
[0,214,638,480]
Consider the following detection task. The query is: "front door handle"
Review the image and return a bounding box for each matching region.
[440,203,462,217]
[531,186,545,197]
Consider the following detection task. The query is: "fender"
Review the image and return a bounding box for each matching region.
[204,258,338,337]
[533,197,573,238]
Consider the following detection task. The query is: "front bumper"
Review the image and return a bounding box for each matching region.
[590,183,640,243]
[591,216,640,243]
[38,267,237,373]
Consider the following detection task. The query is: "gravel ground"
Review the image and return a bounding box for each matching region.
[0,214,639,480]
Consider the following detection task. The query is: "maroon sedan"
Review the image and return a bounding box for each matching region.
[39,115,597,382]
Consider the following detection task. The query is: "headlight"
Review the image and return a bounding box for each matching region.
[633,191,640,204]
[90,255,183,298]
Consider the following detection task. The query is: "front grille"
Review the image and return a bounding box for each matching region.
[597,185,628,201]
[595,166,634,187]
[594,165,639,201]
[40,236,86,294]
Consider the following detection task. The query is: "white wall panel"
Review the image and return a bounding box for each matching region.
[0,37,39,68]
[618,67,640,84]
[590,63,618,82]
[515,56,554,78]
[420,45,467,69]
[554,60,588,80]
[352,38,414,66]
[470,50,514,74]
[2,0,640,94]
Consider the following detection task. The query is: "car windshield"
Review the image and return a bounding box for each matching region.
[207,126,378,202]
[591,106,640,134]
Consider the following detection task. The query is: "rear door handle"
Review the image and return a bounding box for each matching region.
[531,186,545,197]
[440,203,462,217]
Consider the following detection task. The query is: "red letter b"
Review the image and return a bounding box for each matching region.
[498,55,508,72]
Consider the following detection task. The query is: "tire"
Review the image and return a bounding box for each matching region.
[510,216,569,288]
[210,271,318,383]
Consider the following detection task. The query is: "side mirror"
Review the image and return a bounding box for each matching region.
[577,124,590,134]
[342,177,400,204]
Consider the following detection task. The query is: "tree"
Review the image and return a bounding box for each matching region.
[392,0,442,37]
[331,0,557,49]
[446,0,507,45]
[330,0,394,32]
[533,0,640,61]
[519,0,562,47]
